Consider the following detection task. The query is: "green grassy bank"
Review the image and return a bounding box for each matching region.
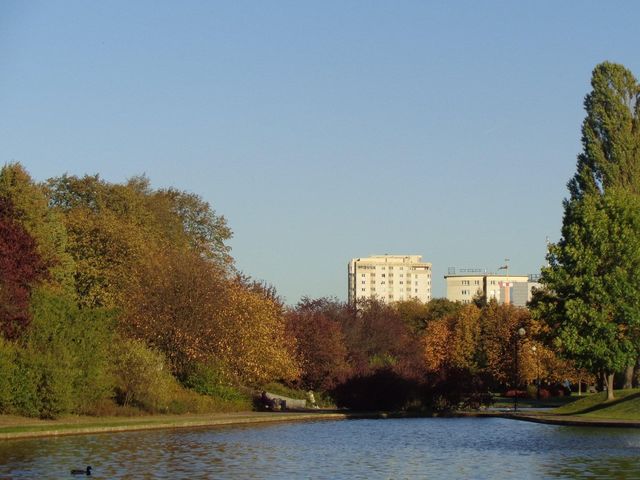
[0,411,355,440]
[551,388,640,421]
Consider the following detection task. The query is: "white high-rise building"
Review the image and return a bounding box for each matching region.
[348,255,432,304]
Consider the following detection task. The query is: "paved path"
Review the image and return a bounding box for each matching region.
[0,411,390,440]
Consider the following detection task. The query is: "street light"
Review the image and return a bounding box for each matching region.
[514,327,526,413]
[532,345,540,400]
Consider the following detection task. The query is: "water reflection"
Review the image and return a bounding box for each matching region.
[0,418,639,478]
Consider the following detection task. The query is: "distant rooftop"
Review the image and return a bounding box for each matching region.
[445,267,540,281]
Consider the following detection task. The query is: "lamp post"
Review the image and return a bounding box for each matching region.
[514,327,526,413]
[532,345,540,400]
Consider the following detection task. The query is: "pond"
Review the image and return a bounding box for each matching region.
[0,417,639,478]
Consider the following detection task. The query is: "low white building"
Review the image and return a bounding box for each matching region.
[348,255,432,304]
[444,268,537,306]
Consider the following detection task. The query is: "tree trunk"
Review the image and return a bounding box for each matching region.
[605,373,615,401]
[623,364,634,389]
[578,379,582,396]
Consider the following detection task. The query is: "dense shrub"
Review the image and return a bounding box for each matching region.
[7,348,74,419]
[0,338,16,412]
[112,339,175,413]
[11,349,41,417]
[166,384,251,414]
[425,368,490,408]
[28,290,116,415]
[183,362,248,403]
[331,369,420,411]
[504,389,528,398]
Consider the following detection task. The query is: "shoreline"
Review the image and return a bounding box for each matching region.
[454,410,640,428]
[0,411,409,441]
[503,413,640,429]
[2,409,639,440]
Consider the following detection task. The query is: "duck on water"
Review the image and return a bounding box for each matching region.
[70,466,92,476]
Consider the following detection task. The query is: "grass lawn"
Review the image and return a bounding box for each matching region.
[492,395,577,409]
[551,388,640,421]
[0,412,256,436]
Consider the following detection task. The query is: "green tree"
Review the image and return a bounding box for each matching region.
[537,190,640,399]
[154,188,233,268]
[534,62,640,400]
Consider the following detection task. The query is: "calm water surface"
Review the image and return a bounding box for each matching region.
[0,417,639,479]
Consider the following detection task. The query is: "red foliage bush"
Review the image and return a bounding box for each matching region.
[538,388,551,399]
[0,197,48,339]
[504,389,527,398]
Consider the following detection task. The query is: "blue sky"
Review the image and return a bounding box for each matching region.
[1,1,639,303]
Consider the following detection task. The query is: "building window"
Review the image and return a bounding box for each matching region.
[361,288,365,292]
[474,280,480,285]
[361,281,365,284]
[462,280,470,286]
[381,273,386,277]
[362,274,366,277]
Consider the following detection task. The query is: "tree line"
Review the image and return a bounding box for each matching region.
[1,61,638,417]
[0,166,297,417]
[1,163,580,416]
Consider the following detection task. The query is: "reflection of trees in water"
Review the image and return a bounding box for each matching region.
[550,456,638,479]
[1,422,639,478]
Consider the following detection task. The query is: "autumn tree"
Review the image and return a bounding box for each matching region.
[479,302,532,387]
[534,62,640,400]
[124,249,299,385]
[343,299,424,380]
[46,174,234,309]
[153,188,233,267]
[423,304,481,375]
[286,298,351,391]
[395,298,462,333]
[46,175,158,308]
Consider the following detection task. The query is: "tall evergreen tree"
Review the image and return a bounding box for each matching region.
[533,62,640,400]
